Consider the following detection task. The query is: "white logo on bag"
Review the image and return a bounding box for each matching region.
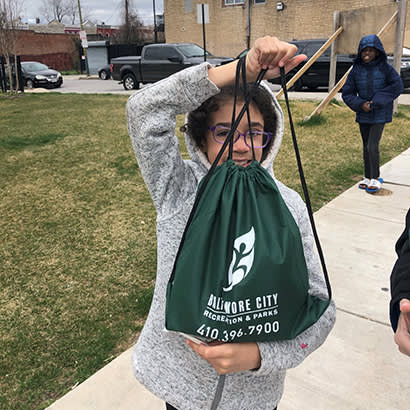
[223,227,255,292]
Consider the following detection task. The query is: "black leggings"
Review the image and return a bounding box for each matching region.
[359,123,385,179]
[166,404,277,410]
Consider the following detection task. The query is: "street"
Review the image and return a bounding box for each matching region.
[27,75,134,95]
[24,74,410,105]
[25,74,283,96]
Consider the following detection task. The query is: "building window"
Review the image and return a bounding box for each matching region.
[225,0,244,5]
[254,0,265,3]
[184,0,193,12]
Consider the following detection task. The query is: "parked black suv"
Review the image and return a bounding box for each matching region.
[271,39,410,90]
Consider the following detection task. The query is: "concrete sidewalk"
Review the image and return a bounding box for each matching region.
[47,149,410,410]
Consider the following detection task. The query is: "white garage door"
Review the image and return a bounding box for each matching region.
[87,41,109,74]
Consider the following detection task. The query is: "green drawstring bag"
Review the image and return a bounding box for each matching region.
[165,59,331,343]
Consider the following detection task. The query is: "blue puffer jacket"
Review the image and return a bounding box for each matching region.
[342,34,403,124]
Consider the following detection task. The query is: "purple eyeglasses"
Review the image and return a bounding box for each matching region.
[208,125,272,149]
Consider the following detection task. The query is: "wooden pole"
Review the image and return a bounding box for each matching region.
[304,10,398,121]
[378,9,399,37]
[393,0,407,114]
[328,11,340,90]
[276,26,343,98]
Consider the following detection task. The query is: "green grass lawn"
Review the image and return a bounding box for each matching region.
[1,92,409,409]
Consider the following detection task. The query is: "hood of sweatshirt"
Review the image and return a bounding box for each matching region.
[355,34,387,65]
[183,79,285,176]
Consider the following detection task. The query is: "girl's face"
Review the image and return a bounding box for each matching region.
[361,47,377,64]
[202,99,265,166]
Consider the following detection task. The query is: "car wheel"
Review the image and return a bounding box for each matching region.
[123,74,139,90]
[99,70,109,80]
[26,79,34,89]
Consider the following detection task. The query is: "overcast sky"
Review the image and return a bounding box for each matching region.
[21,0,164,26]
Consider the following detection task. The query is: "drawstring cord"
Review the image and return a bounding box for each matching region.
[279,66,332,300]
[241,55,256,160]
[196,57,266,200]
[172,60,332,303]
[169,58,266,284]
[228,56,264,161]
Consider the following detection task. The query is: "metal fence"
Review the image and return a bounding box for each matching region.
[107,43,145,60]
[0,55,24,92]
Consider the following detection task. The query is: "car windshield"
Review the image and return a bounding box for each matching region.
[176,44,212,58]
[23,62,49,72]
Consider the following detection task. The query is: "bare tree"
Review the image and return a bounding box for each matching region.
[41,0,93,24]
[0,0,21,93]
[41,0,70,23]
[111,0,145,44]
[66,0,77,24]
[65,0,93,25]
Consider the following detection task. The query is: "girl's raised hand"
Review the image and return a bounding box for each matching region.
[208,35,306,88]
[246,36,307,81]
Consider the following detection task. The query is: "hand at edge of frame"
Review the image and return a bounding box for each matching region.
[394,298,410,357]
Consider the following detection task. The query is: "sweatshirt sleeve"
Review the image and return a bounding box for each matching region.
[126,64,219,215]
[342,69,367,112]
[390,209,410,332]
[371,64,404,108]
[254,191,336,375]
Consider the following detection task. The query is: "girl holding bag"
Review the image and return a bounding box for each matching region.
[127,36,336,410]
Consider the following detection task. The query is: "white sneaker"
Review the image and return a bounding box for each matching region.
[358,178,370,190]
[366,178,381,193]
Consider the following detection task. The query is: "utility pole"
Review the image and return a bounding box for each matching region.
[197,4,209,61]
[393,0,407,114]
[247,0,251,49]
[77,0,89,76]
[153,0,158,43]
[125,0,130,43]
[201,4,206,61]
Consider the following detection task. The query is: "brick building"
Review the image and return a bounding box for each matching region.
[96,24,120,38]
[14,30,79,71]
[164,0,410,57]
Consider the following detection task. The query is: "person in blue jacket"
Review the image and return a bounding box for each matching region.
[342,34,403,193]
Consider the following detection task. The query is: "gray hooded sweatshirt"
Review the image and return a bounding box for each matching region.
[126,63,336,410]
